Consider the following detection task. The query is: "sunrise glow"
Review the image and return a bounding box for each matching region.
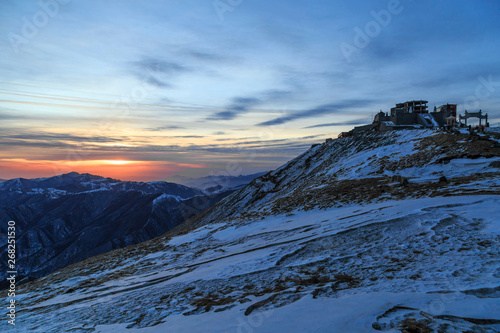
[0,158,206,182]
[103,160,136,165]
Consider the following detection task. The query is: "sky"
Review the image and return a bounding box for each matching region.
[0,0,499,181]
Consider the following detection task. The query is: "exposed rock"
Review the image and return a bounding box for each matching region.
[489,161,500,168]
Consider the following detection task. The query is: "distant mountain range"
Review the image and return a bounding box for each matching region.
[166,171,268,190]
[0,172,235,287]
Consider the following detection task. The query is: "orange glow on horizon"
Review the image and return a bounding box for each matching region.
[0,158,206,182]
[103,160,136,165]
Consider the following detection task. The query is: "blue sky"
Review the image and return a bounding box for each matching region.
[0,0,499,180]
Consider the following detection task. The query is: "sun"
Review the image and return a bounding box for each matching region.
[104,160,134,165]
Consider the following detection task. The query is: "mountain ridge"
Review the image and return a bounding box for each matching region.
[173,128,500,233]
[4,128,500,332]
[0,171,203,197]
[0,172,233,287]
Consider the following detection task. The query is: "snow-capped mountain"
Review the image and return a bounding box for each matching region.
[0,172,233,286]
[0,171,203,196]
[4,129,500,332]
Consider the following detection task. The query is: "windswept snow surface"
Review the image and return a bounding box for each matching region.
[9,195,500,332]
[5,129,500,332]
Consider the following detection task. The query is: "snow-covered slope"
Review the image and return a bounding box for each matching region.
[3,129,500,332]
[181,129,500,229]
